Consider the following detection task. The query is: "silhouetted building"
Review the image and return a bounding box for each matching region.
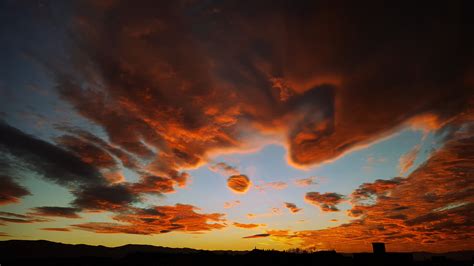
[372,242,386,254]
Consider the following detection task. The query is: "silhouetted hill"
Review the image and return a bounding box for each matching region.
[0,240,472,266]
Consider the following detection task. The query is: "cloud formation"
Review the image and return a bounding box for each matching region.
[284,202,302,214]
[305,192,345,212]
[73,204,225,235]
[0,211,49,224]
[227,175,251,194]
[29,207,81,219]
[279,125,474,252]
[209,162,239,176]
[398,144,421,175]
[0,175,30,205]
[294,176,317,187]
[40,228,71,232]
[233,222,265,229]
[37,0,470,177]
[242,233,270,239]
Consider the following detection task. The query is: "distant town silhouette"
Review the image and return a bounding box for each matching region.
[0,240,472,266]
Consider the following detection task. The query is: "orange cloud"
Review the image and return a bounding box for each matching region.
[42,0,471,180]
[305,192,345,212]
[275,125,474,252]
[284,202,302,214]
[398,144,421,175]
[233,222,265,229]
[73,204,226,235]
[227,175,251,194]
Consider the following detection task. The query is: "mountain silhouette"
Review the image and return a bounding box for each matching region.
[0,240,472,266]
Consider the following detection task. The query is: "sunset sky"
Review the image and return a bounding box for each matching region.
[0,1,472,252]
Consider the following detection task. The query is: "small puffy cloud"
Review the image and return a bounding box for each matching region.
[223,200,240,209]
[399,144,421,175]
[227,175,251,194]
[294,176,317,187]
[284,202,302,214]
[305,192,345,212]
[29,206,81,219]
[233,222,265,229]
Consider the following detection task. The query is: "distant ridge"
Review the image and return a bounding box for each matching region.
[0,240,472,261]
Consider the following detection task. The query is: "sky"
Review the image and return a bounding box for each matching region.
[0,0,473,253]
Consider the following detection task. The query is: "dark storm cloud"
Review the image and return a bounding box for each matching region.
[0,121,185,214]
[29,206,81,219]
[0,121,104,187]
[0,175,31,205]
[72,183,139,211]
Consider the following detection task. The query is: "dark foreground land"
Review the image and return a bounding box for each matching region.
[0,240,472,266]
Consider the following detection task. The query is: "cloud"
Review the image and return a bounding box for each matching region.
[0,232,10,237]
[351,177,404,207]
[29,206,81,219]
[0,122,105,187]
[233,222,265,229]
[209,162,239,176]
[294,176,317,187]
[130,175,176,194]
[242,233,270,239]
[227,175,251,194]
[223,200,240,209]
[72,183,139,211]
[399,144,421,175]
[55,135,118,171]
[305,192,345,212]
[40,228,71,232]
[255,181,287,192]
[247,208,282,219]
[30,0,469,178]
[0,175,31,205]
[284,202,302,214]
[73,204,226,235]
[0,211,49,224]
